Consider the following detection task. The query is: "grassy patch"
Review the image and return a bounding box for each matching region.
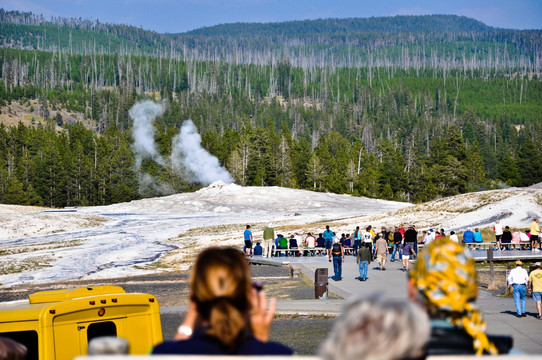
[0,256,52,275]
[0,240,84,256]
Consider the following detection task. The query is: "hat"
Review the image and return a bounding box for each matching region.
[535,262,541,267]
[515,260,523,266]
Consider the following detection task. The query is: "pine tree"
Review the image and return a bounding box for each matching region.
[517,137,542,186]
[497,153,521,187]
[465,141,488,190]
[3,176,28,204]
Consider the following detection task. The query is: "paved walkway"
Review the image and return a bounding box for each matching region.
[268,254,542,354]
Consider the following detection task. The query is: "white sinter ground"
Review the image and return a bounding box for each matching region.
[0,181,541,287]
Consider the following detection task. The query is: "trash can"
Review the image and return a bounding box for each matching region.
[315,268,328,299]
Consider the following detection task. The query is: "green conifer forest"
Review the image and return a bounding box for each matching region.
[0,11,541,206]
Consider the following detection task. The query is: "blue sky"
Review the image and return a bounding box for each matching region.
[1,0,541,33]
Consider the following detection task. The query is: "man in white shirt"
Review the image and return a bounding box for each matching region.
[507,260,529,317]
[426,229,436,244]
[363,227,374,256]
[494,221,503,251]
[449,231,459,243]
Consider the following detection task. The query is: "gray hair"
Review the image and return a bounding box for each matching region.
[88,337,129,355]
[320,294,430,360]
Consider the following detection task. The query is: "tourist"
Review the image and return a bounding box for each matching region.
[374,233,388,271]
[288,235,298,256]
[362,226,374,256]
[420,230,427,244]
[303,232,316,256]
[356,243,371,281]
[511,228,521,250]
[401,241,415,272]
[343,233,352,255]
[329,236,344,281]
[244,225,253,257]
[530,218,540,250]
[304,232,316,248]
[253,242,263,256]
[404,224,418,253]
[501,226,512,250]
[494,220,503,251]
[391,226,402,262]
[474,228,483,243]
[422,229,433,245]
[319,294,430,360]
[449,231,458,243]
[528,262,542,319]
[507,260,529,318]
[462,227,474,244]
[353,226,362,256]
[409,237,510,355]
[153,247,292,355]
[398,223,406,238]
[262,223,275,258]
[316,233,325,255]
[323,225,335,257]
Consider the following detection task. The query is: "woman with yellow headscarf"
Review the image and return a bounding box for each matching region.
[408,237,512,355]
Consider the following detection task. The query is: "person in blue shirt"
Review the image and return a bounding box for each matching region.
[462,228,475,243]
[244,225,253,256]
[316,233,326,255]
[253,242,263,256]
[323,225,335,257]
[474,228,483,243]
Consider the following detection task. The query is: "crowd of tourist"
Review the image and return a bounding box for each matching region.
[154,237,519,357]
[244,217,542,261]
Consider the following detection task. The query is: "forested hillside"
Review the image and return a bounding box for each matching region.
[0,10,541,207]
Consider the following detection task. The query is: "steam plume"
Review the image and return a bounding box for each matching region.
[129,100,233,194]
[171,120,233,185]
[129,100,165,169]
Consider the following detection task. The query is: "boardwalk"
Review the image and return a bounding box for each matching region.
[252,253,542,354]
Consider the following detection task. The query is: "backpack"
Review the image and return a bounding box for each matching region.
[332,243,341,255]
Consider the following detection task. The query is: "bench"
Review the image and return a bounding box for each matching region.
[273,248,302,257]
[465,242,496,250]
[273,247,327,257]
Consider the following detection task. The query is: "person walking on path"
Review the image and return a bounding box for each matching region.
[391,227,402,262]
[507,260,529,317]
[530,218,540,250]
[262,224,275,258]
[329,237,344,281]
[356,243,371,281]
[374,235,388,270]
[401,242,415,272]
[362,226,374,257]
[244,225,253,257]
[528,262,542,319]
[323,225,335,258]
[404,224,418,254]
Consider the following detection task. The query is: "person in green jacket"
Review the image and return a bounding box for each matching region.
[356,243,372,281]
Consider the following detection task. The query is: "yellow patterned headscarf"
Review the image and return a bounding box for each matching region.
[409,237,498,355]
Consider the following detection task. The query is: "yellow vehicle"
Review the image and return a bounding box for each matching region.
[0,285,163,360]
